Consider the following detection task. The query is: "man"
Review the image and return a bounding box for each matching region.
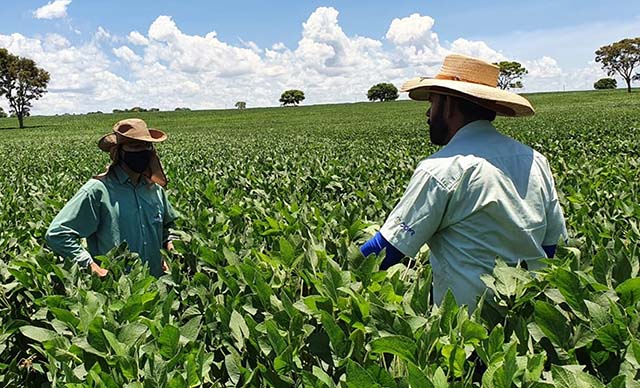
[360,54,567,308]
[46,118,178,278]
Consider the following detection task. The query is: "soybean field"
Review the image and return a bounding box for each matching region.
[1,89,639,387]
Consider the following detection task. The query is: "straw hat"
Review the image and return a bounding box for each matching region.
[401,54,534,117]
[98,118,167,151]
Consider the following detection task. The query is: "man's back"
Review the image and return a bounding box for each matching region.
[380,120,566,307]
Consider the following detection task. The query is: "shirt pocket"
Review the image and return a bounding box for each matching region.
[139,187,165,228]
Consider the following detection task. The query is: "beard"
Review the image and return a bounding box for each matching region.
[428,108,450,146]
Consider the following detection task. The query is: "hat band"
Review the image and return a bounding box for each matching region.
[434,74,495,87]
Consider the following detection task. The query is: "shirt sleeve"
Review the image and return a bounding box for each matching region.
[161,189,178,245]
[543,194,567,246]
[45,185,101,267]
[379,168,450,258]
[542,166,568,246]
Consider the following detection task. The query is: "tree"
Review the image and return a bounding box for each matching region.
[367,83,399,102]
[493,61,528,90]
[595,38,640,93]
[0,48,50,128]
[235,101,246,110]
[594,78,617,90]
[279,89,305,106]
[0,106,6,118]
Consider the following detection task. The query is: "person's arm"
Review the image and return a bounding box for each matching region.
[160,190,178,272]
[45,184,105,275]
[360,232,405,269]
[161,189,178,249]
[541,160,568,259]
[379,167,450,261]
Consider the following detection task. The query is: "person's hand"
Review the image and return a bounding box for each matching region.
[90,262,109,277]
[162,260,170,273]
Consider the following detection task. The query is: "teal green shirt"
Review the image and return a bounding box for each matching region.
[45,165,178,277]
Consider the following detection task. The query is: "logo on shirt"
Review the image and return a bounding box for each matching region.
[395,217,416,236]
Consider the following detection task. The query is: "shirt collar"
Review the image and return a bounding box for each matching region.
[445,120,497,147]
[112,164,149,186]
[113,164,131,184]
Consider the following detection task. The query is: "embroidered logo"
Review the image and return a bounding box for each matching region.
[395,217,416,236]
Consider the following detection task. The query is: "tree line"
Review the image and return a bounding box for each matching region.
[1,37,639,125]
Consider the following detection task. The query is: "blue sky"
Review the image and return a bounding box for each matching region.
[1,1,639,114]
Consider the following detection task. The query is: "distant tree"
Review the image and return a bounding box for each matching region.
[279,89,305,106]
[594,78,617,90]
[367,83,399,102]
[235,101,246,110]
[130,106,146,112]
[175,107,191,111]
[494,61,528,90]
[0,48,50,128]
[595,38,640,93]
[0,106,6,118]
[149,108,160,112]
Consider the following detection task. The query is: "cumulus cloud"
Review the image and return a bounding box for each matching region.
[1,6,598,115]
[525,56,562,79]
[295,7,384,75]
[128,31,150,46]
[113,46,141,63]
[33,0,72,20]
[145,15,262,76]
[44,33,70,50]
[386,13,446,65]
[449,39,506,63]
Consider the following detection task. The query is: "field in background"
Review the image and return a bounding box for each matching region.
[0,89,639,386]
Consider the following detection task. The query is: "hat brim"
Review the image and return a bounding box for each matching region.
[401,77,534,117]
[98,128,167,152]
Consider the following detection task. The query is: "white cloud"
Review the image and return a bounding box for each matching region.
[128,31,150,46]
[3,6,619,115]
[525,56,562,79]
[113,46,141,63]
[44,33,70,50]
[95,26,117,43]
[33,0,72,20]
[449,38,506,63]
[386,13,446,65]
[145,15,262,76]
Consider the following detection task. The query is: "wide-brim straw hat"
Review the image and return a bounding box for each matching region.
[401,54,534,117]
[98,118,167,151]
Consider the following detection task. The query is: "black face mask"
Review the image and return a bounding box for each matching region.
[121,149,153,173]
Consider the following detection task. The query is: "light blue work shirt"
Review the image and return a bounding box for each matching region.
[46,165,177,277]
[380,120,567,308]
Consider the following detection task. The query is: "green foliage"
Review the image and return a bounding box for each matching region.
[595,37,640,93]
[594,78,617,90]
[494,61,528,90]
[367,83,399,102]
[0,48,50,128]
[279,89,305,106]
[1,89,640,386]
[235,101,247,110]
